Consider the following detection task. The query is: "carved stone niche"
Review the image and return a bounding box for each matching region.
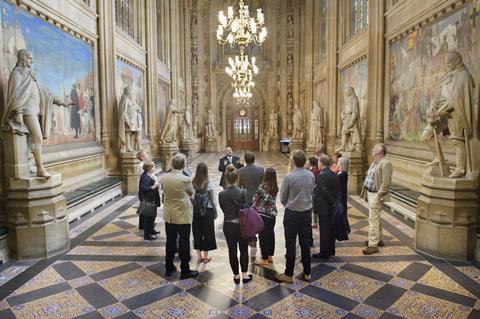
[415,167,479,261]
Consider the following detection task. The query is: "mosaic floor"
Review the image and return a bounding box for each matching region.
[0,152,479,319]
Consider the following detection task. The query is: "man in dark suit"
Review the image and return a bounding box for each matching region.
[312,155,340,259]
[238,152,264,205]
[218,147,243,189]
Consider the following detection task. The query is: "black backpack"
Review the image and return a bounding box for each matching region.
[193,191,216,218]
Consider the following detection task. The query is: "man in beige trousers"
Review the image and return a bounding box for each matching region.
[361,144,392,255]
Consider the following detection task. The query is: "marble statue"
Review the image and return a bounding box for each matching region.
[160,99,181,143]
[308,101,324,145]
[292,105,303,140]
[181,107,194,143]
[3,49,72,178]
[268,110,278,137]
[206,109,216,139]
[421,51,478,178]
[336,86,362,152]
[118,86,142,153]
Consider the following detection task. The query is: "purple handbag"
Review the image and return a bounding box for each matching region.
[239,204,265,239]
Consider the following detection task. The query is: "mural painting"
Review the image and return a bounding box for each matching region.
[388,4,479,142]
[0,0,96,145]
[340,59,368,140]
[115,59,145,131]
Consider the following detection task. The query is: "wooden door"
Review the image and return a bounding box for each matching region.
[227,104,259,151]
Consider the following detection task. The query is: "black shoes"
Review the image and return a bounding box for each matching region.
[180,271,199,279]
[144,234,157,240]
[165,266,177,277]
[242,274,253,284]
[151,230,160,235]
[233,276,241,284]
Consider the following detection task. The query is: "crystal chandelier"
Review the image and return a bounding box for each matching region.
[217,0,267,52]
[225,54,258,99]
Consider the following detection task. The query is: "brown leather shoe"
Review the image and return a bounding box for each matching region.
[362,246,379,255]
[364,240,384,247]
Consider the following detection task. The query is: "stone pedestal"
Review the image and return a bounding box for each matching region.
[305,142,317,153]
[415,167,478,260]
[342,150,365,194]
[268,136,280,152]
[180,140,195,153]
[2,129,69,260]
[289,139,304,152]
[5,174,69,260]
[119,152,139,194]
[0,228,9,264]
[205,138,218,152]
[159,142,178,170]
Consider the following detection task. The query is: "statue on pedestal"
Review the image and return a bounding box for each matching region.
[308,101,324,145]
[160,99,181,143]
[268,110,278,137]
[180,107,194,143]
[292,105,303,140]
[2,49,72,178]
[118,86,142,153]
[421,51,478,178]
[205,109,216,139]
[336,86,362,152]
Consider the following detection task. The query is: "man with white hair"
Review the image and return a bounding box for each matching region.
[361,144,392,255]
[162,153,198,279]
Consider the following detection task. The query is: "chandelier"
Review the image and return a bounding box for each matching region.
[217,0,267,52]
[225,54,258,99]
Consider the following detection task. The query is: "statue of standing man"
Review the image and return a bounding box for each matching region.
[336,86,362,152]
[160,99,181,143]
[3,49,71,178]
[205,109,216,139]
[421,51,478,178]
[118,86,143,152]
[292,105,303,140]
[268,110,278,137]
[308,101,324,145]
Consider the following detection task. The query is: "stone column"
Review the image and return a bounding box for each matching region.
[145,0,159,155]
[325,0,338,152]
[98,0,118,175]
[366,0,385,149]
[415,168,479,260]
[2,130,69,260]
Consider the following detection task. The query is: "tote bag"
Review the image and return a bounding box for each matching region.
[239,190,265,239]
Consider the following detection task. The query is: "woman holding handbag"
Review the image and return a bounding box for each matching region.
[138,161,161,240]
[192,162,217,263]
[253,167,278,266]
[219,165,253,284]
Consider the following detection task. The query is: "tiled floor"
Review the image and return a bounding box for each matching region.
[0,152,479,319]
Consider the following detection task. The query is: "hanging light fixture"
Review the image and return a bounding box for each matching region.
[225,54,258,99]
[217,0,267,52]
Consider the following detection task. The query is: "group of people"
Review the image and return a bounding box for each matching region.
[135,142,392,282]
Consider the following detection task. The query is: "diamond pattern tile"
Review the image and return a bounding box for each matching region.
[0,152,478,319]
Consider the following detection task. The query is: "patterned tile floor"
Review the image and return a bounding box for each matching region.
[0,152,479,319]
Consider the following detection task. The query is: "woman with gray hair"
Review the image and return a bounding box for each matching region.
[338,157,349,216]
